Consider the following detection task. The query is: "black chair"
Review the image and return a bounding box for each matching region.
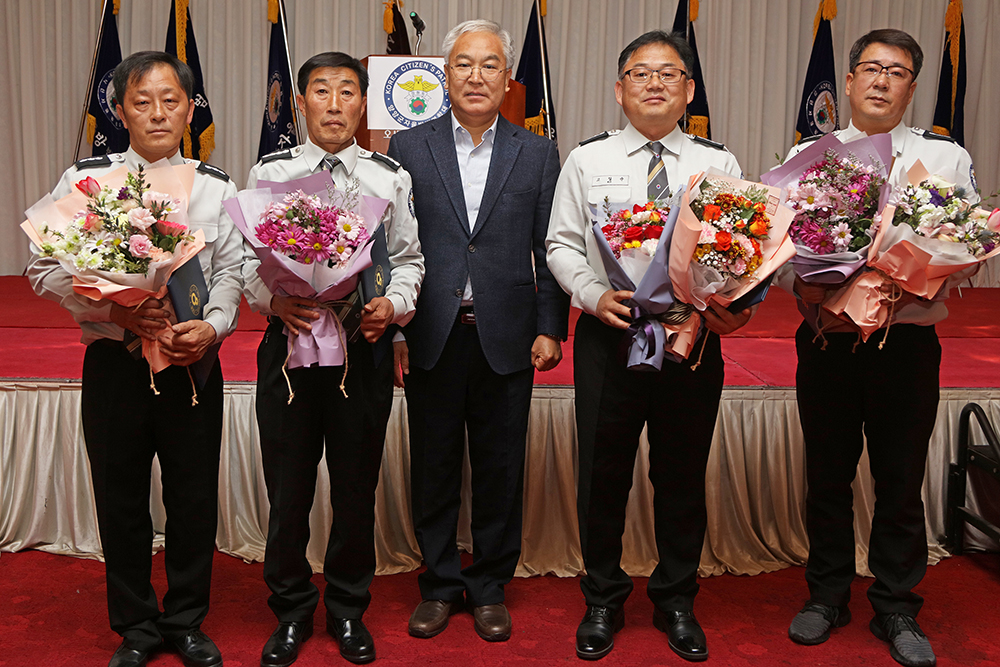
[946,402,1000,554]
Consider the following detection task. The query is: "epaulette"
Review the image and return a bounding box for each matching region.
[691,135,728,151]
[579,130,618,146]
[261,148,294,164]
[797,133,824,145]
[369,151,401,171]
[916,127,958,144]
[74,154,112,169]
[197,162,231,182]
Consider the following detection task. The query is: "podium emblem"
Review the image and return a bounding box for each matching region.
[384,60,450,128]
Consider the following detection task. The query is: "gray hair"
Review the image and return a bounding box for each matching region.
[441,19,516,69]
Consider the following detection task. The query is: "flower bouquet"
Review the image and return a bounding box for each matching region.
[761,132,893,285]
[225,171,388,396]
[21,160,204,378]
[824,160,1000,340]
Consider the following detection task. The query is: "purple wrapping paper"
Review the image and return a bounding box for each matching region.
[224,173,389,369]
[761,133,894,284]
[591,188,689,371]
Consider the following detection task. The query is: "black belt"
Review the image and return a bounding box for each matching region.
[457,306,476,325]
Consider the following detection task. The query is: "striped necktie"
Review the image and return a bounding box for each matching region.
[322,155,340,186]
[647,141,669,202]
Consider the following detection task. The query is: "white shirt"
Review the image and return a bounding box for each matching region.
[27,147,244,345]
[452,113,498,304]
[243,137,424,325]
[546,123,742,314]
[782,121,979,330]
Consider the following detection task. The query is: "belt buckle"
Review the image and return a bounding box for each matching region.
[460,311,476,325]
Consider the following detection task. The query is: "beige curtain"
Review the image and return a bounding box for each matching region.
[3,382,994,577]
[2,0,1000,281]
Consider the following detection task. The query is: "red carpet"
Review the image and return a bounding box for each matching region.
[1,550,998,666]
[2,276,998,388]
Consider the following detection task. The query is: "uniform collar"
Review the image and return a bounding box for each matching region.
[123,146,187,170]
[843,119,907,157]
[621,123,685,157]
[303,136,359,175]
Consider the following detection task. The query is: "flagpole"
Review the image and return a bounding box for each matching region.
[278,0,301,143]
[682,0,690,134]
[534,0,554,141]
[74,0,110,162]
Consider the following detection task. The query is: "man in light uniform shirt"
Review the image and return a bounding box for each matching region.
[243,51,423,667]
[546,29,752,662]
[27,51,243,667]
[783,29,977,667]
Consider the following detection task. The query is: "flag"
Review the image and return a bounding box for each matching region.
[932,0,966,146]
[84,0,129,156]
[384,1,411,55]
[257,0,299,160]
[672,0,710,139]
[515,0,558,147]
[165,0,215,162]
[794,0,839,144]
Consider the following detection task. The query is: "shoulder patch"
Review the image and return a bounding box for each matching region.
[261,148,294,164]
[691,135,727,151]
[797,133,824,145]
[579,130,618,147]
[919,128,958,144]
[74,154,112,169]
[369,151,400,171]
[197,162,231,182]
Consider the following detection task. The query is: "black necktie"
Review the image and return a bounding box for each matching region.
[647,141,669,201]
[322,155,340,186]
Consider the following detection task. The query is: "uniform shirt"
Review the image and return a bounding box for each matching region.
[782,121,979,330]
[243,137,424,325]
[453,113,498,305]
[27,147,244,346]
[546,122,742,314]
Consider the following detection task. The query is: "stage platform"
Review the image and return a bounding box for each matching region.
[1,276,998,578]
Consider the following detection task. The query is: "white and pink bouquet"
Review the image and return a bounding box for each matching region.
[22,160,204,375]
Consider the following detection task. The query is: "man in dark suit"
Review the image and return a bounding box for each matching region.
[387,18,569,644]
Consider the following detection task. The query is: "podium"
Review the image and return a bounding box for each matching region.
[358,55,526,154]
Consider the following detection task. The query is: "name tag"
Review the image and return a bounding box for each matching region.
[591,175,630,187]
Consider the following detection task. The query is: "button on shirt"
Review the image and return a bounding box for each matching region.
[546,123,742,314]
[243,137,424,325]
[453,113,498,304]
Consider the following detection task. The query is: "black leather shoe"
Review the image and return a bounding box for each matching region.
[108,640,156,667]
[172,629,223,667]
[575,605,624,660]
[653,608,708,662]
[326,616,376,664]
[261,619,313,667]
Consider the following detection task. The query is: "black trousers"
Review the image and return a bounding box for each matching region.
[574,313,724,612]
[795,321,940,617]
[81,339,223,651]
[405,320,534,607]
[256,323,393,621]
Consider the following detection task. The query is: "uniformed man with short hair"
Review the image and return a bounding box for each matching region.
[546,30,752,662]
[783,29,977,667]
[243,51,423,667]
[27,51,244,667]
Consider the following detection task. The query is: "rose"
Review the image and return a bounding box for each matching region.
[703,204,722,222]
[81,212,102,233]
[128,234,153,258]
[749,218,769,236]
[148,247,173,262]
[987,209,1000,233]
[601,223,615,237]
[645,225,664,240]
[622,226,645,243]
[128,207,157,232]
[75,176,101,197]
[714,230,732,252]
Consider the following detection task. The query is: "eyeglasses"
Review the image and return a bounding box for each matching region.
[449,63,506,81]
[854,61,915,83]
[621,67,687,85]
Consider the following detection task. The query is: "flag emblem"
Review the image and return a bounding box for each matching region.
[384,61,449,128]
[96,69,123,130]
[806,81,838,134]
[266,71,284,128]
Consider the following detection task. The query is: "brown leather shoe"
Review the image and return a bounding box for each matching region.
[408,599,464,638]
[472,604,512,642]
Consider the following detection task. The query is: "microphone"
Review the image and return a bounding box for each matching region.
[409,11,426,34]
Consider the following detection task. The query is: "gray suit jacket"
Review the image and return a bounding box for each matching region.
[388,112,568,375]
